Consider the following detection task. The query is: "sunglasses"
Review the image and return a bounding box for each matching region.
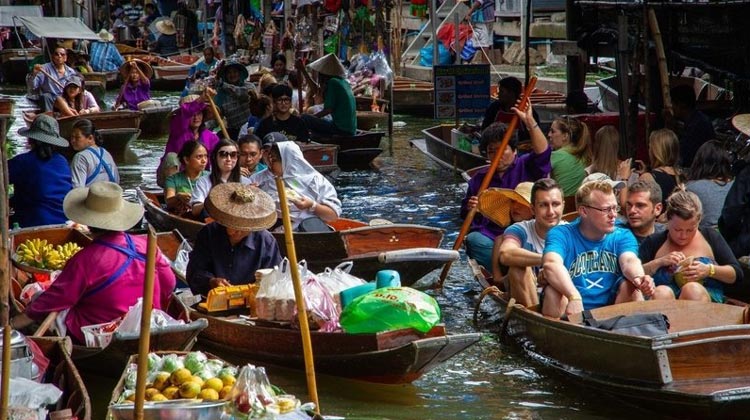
[218,150,238,159]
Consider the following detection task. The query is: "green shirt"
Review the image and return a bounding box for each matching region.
[551,148,587,197]
[325,77,356,135]
[165,170,209,194]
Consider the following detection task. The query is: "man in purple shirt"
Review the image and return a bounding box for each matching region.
[462,103,551,271]
[187,183,282,296]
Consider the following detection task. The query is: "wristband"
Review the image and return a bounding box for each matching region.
[709,264,716,277]
[568,294,582,301]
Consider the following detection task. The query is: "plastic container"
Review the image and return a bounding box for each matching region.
[339,282,376,309]
[375,270,401,288]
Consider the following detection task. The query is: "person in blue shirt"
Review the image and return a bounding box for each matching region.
[9,115,73,228]
[542,179,655,318]
[90,29,125,72]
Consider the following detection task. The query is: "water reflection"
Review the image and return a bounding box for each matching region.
[1,87,655,419]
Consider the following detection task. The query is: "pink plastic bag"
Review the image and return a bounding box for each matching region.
[292,271,340,332]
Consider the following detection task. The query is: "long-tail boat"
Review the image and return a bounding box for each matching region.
[470,259,750,418]
[311,130,384,170]
[138,189,459,284]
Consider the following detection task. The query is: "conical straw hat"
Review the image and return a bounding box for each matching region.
[476,183,533,227]
[732,114,750,137]
[307,53,346,78]
[205,183,277,231]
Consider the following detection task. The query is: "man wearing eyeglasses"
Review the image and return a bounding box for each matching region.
[541,179,655,318]
[30,46,77,112]
[255,84,310,143]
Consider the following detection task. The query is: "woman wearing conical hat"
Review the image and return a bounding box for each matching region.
[296,53,356,137]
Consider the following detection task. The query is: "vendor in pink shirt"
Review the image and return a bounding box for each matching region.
[11,182,176,345]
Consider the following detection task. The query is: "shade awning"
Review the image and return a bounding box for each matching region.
[0,6,43,27]
[17,16,100,40]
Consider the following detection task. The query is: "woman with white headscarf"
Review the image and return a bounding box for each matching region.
[248,134,341,230]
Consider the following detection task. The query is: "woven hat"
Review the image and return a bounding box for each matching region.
[179,94,201,105]
[732,114,750,137]
[155,19,177,35]
[98,29,115,42]
[137,99,161,110]
[205,183,277,231]
[307,53,346,78]
[119,58,154,80]
[582,172,625,189]
[18,114,69,148]
[261,132,289,148]
[63,182,144,231]
[477,183,533,227]
[217,60,249,82]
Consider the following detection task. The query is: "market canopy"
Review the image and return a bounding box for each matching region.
[17,16,100,40]
[0,6,43,27]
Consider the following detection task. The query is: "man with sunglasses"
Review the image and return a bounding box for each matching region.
[30,46,77,111]
[255,84,310,143]
[541,179,655,318]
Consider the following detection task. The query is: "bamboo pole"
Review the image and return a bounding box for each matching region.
[0,114,10,419]
[134,226,157,420]
[37,67,66,90]
[274,177,320,413]
[647,8,672,118]
[207,94,231,140]
[437,76,538,288]
[0,325,9,419]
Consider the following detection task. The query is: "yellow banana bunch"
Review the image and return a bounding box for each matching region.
[15,239,82,270]
[56,242,83,261]
[46,248,65,270]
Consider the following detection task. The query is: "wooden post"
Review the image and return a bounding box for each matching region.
[643,5,651,142]
[615,15,630,149]
[0,115,9,420]
[647,8,672,119]
[430,0,437,66]
[134,226,158,420]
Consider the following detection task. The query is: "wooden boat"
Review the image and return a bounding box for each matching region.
[10,225,209,377]
[0,97,15,135]
[152,64,191,91]
[138,105,175,137]
[393,76,434,115]
[300,142,339,174]
[138,189,460,284]
[29,336,92,420]
[413,125,487,174]
[311,130,385,170]
[0,47,40,84]
[169,293,482,384]
[354,96,389,131]
[471,259,750,417]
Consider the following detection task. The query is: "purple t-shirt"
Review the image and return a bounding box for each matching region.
[461,145,552,240]
[163,100,221,162]
[119,79,151,110]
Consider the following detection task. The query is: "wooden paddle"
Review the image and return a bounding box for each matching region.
[436,76,538,288]
[134,226,157,420]
[274,177,320,413]
[33,311,58,337]
[36,66,65,90]
[206,93,231,140]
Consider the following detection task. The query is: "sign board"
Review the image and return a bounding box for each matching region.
[433,64,491,121]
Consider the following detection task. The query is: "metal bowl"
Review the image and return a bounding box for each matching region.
[109,400,228,420]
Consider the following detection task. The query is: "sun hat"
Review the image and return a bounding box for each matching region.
[261,132,289,148]
[217,60,249,82]
[307,53,346,78]
[98,29,115,42]
[179,94,201,105]
[18,114,69,148]
[476,182,533,227]
[155,18,177,35]
[63,182,144,231]
[204,183,277,231]
[137,99,161,110]
[119,58,154,80]
[732,114,750,137]
[582,172,625,189]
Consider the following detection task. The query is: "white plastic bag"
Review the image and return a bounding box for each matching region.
[117,298,185,334]
[172,239,193,279]
[255,258,296,321]
[317,262,367,310]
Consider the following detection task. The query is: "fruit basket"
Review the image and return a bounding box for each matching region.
[10,225,91,274]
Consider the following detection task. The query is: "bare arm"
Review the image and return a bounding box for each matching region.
[512,101,547,154]
[54,96,77,117]
[542,252,579,300]
[619,251,655,297]
[499,236,543,268]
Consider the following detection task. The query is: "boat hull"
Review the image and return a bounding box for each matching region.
[0,48,40,84]
[414,125,487,173]
[311,130,384,170]
[31,336,92,420]
[138,105,174,137]
[471,260,750,418]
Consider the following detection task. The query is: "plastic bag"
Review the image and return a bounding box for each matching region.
[227,364,280,419]
[117,298,185,334]
[419,43,452,67]
[255,258,295,321]
[172,239,193,279]
[316,262,366,310]
[339,287,441,334]
[292,270,340,332]
[6,377,62,412]
[369,50,393,87]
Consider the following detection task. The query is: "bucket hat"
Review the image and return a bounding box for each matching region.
[155,19,177,35]
[217,60,249,82]
[477,182,533,227]
[98,29,115,42]
[204,183,277,231]
[582,172,625,190]
[119,58,154,80]
[307,53,346,78]
[18,114,69,148]
[63,182,144,231]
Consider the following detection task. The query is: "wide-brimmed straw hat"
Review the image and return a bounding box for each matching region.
[217,60,249,81]
[137,99,161,110]
[582,172,625,190]
[155,19,177,35]
[98,29,115,42]
[477,182,533,227]
[18,114,69,148]
[205,183,277,231]
[307,53,346,78]
[63,182,144,231]
[119,58,154,80]
[732,114,750,137]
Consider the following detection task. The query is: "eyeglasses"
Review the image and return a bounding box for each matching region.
[274,97,292,103]
[584,205,620,215]
[218,150,238,159]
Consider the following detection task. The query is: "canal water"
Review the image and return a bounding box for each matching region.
[3,88,658,419]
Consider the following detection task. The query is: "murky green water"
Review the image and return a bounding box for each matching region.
[2,87,659,419]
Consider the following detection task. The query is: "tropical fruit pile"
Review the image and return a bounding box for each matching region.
[120,352,237,403]
[15,239,82,270]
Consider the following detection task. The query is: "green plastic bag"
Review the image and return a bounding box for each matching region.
[339,287,441,334]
